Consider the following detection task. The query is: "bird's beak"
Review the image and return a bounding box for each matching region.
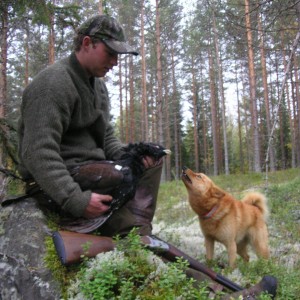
[163,149,172,155]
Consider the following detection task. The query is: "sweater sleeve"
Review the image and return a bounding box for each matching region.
[104,123,127,160]
[20,86,91,217]
[95,79,127,160]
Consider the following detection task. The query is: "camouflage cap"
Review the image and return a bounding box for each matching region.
[77,15,139,56]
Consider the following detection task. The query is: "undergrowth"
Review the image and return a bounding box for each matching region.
[43,213,82,299]
[237,259,300,299]
[267,175,300,239]
[66,229,209,300]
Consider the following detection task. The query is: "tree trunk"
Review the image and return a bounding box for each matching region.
[155,0,165,181]
[201,100,209,173]
[124,58,129,143]
[212,10,229,175]
[274,51,286,169]
[235,59,245,173]
[208,47,219,176]
[199,58,208,173]
[129,56,135,142]
[258,7,275,171]
[295,0,300,166]
[292,56,300,166]
[119,59,124,141]
[240,61,251,171]
[141,0,148,142]
[245,0,261,172]
[48,0,55,65]
[291,77,299,166]
[25,21,29,87]
[0,6,8,119]
[171,45,180,179]
[98,0,103,14]
[281,30,296,168]
[155,0,163,144]
[164,76,171,181]
[0,4,8,178]
[191,55,199,172]
[149,76,156,142]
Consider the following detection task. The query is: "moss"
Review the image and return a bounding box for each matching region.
[43,213,82,299]
[6,179,25,195]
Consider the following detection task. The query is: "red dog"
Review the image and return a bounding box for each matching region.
[182,167,270,268]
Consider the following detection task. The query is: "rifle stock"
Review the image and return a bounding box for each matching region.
[52,231,243,292]
[52,231,115,265]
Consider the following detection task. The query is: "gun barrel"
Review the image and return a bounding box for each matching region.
[142,236,243,292]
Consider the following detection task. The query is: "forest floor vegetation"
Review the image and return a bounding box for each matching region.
[154,168,300,299]
[6,168,299,299]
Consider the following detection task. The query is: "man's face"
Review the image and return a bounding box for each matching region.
[85,39,119,78]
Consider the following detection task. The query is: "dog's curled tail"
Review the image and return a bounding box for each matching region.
[242,192,269,220]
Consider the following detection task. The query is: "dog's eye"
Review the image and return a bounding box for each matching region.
[197,175,202,179]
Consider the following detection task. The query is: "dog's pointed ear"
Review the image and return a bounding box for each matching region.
[211,186,225,199]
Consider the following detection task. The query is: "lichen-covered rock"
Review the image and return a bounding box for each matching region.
[0,198,61,300]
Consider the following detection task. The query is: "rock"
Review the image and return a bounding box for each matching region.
[0,198,61,300]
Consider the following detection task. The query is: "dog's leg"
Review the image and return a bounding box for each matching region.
[226,241,237,268]
[205,236,215,261]
[237,240,250,262]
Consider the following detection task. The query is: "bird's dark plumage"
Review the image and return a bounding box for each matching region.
[119,142,171,178]
[70,142,171,214]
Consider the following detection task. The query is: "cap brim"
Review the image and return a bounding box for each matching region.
[103,40,139,56]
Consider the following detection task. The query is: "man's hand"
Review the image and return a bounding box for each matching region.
[142,155,163,169]
[83,193,113,219]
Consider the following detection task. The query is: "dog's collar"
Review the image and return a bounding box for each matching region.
[201,205,219,220]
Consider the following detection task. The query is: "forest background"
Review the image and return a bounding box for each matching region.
[1,0,300,184]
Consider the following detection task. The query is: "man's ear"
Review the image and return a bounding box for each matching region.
[82,36,92,49]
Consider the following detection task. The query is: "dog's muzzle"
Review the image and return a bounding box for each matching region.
[181,167,192,184]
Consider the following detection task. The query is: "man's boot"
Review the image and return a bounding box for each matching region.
[122,162,163,236]
[221,275,277,300]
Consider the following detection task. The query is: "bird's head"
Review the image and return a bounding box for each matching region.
[123,142,171,160]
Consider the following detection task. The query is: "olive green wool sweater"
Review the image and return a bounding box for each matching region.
[18,52,125,217]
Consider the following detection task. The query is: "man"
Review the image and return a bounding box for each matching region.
[17,15,163,237]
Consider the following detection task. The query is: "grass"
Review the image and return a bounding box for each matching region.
[154,168,300,299]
